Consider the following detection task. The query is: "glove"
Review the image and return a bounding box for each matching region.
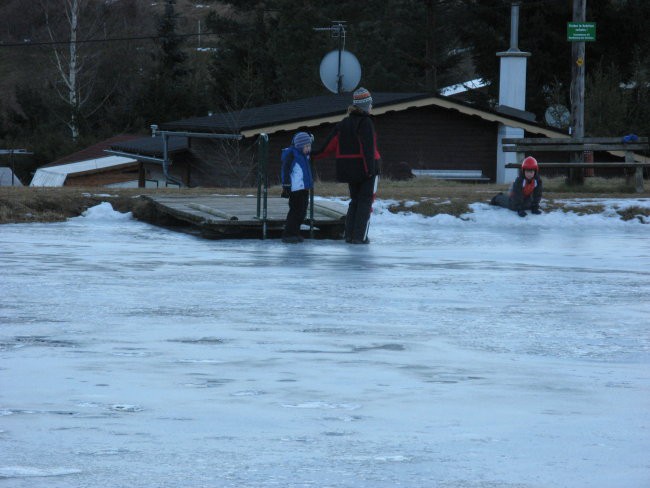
[622,133,639,143]
[517,209,527,218]
[281,186,291,199]
[531,207,542,215]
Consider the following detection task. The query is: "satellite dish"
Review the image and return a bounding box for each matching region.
[319,50,361,94]
[544,104,570,129]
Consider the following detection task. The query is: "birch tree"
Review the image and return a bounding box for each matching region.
[41,0,105,143]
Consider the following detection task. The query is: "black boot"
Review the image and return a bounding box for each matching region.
[282,235,303,243]
[349,237,370,244]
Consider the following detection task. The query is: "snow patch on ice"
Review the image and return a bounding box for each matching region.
[231,390,266,396]
[282,402,361,410]
[346,455,411,463]
[109,404,143,413]
[0,466,82,478]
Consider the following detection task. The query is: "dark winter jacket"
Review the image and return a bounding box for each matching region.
[281,147,313,192]
[312,106,381,183]
[509,174,543,211]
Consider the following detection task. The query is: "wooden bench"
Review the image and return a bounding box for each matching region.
[411,169,490,182]
[502,137,650,192]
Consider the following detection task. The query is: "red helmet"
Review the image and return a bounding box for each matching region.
[521,156,538,171]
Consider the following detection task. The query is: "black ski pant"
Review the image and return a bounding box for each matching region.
[492,192,533,211]
[345,176,378,242]
[283,189,309,237]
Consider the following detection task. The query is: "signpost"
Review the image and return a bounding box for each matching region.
[567,22,596,42]
[569,0,587,184]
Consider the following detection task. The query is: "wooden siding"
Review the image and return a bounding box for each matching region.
[65,164,140,187]
[189,139,257,187]
[181,105,501,187]
[375,106,498,181]
[262,105,499,184]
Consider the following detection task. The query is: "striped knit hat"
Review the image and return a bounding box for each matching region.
[292,132,312,149]
[352,87,373,112]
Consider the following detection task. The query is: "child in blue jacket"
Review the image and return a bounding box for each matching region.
[280,132,313,243]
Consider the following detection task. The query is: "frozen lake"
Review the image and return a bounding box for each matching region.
[1,199,650,488]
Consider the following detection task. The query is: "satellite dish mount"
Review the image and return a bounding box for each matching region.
[314,21,361,94]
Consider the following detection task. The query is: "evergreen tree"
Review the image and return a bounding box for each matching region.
[159,0,189,81]
[585,62,628,136]
[323,0,465,92]
[624,49,650,138]
[205,1,277,111]
[204,0,467,112]
[459,0,650,129]
[137,0,193,124]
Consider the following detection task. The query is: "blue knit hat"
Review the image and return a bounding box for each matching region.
[353,87,373,112]
[292,132,312,149]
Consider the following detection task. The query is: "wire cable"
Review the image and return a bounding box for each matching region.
[0,31,218,48]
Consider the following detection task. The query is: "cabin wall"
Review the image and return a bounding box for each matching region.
[64,165,140,186]
[184,105,501,187]
[266,105,499,183]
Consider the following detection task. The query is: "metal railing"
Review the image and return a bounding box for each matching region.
[150,126,243,187]
[308,173,315,239]
[256,133,269,239]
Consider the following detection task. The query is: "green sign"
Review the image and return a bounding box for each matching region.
[567,22,596,42]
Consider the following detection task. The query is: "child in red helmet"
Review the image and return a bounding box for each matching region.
[490,156,543,217]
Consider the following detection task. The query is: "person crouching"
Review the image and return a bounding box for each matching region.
[280,132,313,243]
[490,156,543,217]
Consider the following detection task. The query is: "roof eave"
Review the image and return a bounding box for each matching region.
[242,96,569,139]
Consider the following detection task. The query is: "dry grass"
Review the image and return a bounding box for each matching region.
[1,176,648,224]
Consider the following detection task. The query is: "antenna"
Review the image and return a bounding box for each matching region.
[314,21,361,94]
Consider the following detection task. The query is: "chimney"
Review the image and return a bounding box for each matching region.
[508,1,520,52]
[497,2,530,111]
[495,2,531,184]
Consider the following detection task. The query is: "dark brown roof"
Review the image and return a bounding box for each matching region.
[158,92,563,140]
[109,136,189,158]
[159,92,426,134]
[47,134,143,167]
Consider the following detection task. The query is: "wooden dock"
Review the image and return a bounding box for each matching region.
[138,194,347,239]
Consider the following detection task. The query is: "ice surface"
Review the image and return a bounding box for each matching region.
[1,200,649,488]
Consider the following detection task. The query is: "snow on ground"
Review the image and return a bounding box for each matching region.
[1,200,649,488]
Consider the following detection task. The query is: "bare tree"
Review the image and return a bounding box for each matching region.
[40,0,111,142]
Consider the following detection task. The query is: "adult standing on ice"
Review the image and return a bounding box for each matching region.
[313,87,381,244]
[490,156,543,217]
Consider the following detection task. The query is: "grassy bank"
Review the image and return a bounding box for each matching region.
[0,177,649,225]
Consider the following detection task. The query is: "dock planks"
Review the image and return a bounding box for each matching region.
[139,194,347,239]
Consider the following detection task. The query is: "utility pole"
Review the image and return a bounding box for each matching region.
[569,0,586,183]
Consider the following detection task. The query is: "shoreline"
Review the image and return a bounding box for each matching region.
[1,181,649,224]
